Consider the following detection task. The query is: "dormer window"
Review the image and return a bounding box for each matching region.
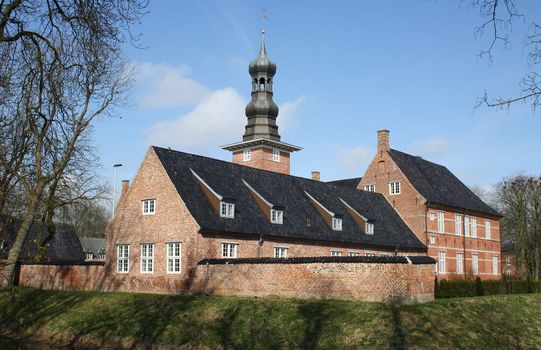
[270,208,283,224]
[366,222,375,235]
[332,217,342,231]
[220,201,235,218]
[243,148,251,161]
[142,199,156,215]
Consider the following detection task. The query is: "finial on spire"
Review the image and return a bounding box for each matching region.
[259,28,266,57]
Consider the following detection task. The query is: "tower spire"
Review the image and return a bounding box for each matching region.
[259,29,266,57]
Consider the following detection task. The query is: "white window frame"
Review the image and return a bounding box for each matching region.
[389,181,401,195]
[220,201,235,218]
[364,184,375,192]
[430,234,436,244]
[332,217,342,231]
[492,256,499,275]
[348,252,359,256]
[221,242,238,258]
[142,199,156,215]
[472,253,479,275]
[464,216,470,237]
[471,217,477,238]
[270,208,283,224]
[437,211,445,233]
[456,252,463,274]
[455,214,462,236]
[243,148,251,161]
[116,244,130,273]
[365,252,376,257]
[85,253,94,260]
[274,247,288,258]
[365,222,374,235]
[506,257,511,266]
[429,211,435,221]
[485,220,491,239]
[140,243,154,274]
[438,251,446,274]
[272,149,280,162]
[330,251,342,257]
[166,242,181,274]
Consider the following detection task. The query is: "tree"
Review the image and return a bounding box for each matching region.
[0,0,147,288]
[470,0,541,109]
[497,175,541,280]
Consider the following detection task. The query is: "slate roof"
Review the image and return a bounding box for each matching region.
[153,147,426,252]
[79,237,105,256]
[389,149,501,217]
[0,219,84,261]
[326,177,362,189]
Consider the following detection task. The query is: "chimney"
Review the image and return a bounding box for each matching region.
[311,171,321,181]
[377,129,390,154]
[120,180,129,200]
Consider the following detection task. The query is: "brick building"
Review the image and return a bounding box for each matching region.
[357,130,502,279]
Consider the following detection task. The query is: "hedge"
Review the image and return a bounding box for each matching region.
[435,276,541,299]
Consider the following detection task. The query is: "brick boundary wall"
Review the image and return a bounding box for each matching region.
[17,256,436,304]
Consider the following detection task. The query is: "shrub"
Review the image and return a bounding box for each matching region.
[435,277,541,299]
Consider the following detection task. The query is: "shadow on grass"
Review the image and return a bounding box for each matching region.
[390,304,405,350]
[297,301,329,350]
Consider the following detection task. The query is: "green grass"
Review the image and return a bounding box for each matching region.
[0,288,540,349]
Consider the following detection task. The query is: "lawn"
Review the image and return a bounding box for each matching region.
[0,288,539,349]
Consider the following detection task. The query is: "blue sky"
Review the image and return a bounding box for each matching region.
[93,0,541,197]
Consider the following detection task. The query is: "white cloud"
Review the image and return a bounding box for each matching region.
[146,88,246,149]
[136,62,210,108]
[337,146,373,171]
[408,136,450,157]
[278,96,305,132]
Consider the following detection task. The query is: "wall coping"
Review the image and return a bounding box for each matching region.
[20,260,105,266]
[198,256,436,265]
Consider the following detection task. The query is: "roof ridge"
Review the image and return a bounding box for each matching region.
[389,148,448,170]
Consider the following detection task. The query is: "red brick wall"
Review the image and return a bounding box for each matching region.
[358,133,501,280]
[18,260,435,303]
[232,147,290,174]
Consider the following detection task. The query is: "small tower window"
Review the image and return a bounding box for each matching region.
[259,77,266,91]
[243,148,251,161]
[272,149,280,162]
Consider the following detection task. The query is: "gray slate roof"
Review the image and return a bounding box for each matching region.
[0,220,84,261]
[326,177,362,189]
[79,237,105,256]
[153,147,426,252]
[389,149,501,217]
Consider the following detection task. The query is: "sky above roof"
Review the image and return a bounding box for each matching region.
[94,0,541,200]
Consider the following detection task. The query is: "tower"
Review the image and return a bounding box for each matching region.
[222,31,301,175]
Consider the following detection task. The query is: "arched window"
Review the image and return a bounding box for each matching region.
[259,77,266,91]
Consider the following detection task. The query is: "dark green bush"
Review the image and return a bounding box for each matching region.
[435,277,541,299]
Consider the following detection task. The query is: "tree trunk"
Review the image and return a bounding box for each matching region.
[0,183,44,288]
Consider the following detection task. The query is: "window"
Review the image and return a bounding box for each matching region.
[364,184,375,192]
[271,209,283,224]
[220,202,235,218]
[365,222,374,235]
[437,211,445,233]
[166,242,181,273]
[429,211,435,221]
[330,251,342,257]
[455,214,462,236]
[98,252,105,259]
[142,199,156,215]
[438,251,446,273]
[464,216,470,237]
[492,256,499,275]
[140,243,154,273]
[332,217,342,231]
[85,253,94,260]
[472,253,479,274]
[349,252,358,256]
[272,149,280,162]
[456,252,463,274]
[365,252,376,257]
[471,218,477,238]
[274,247,288,258]
[389,181,401,195]
[506,268,512,276]
[506,257,511,266]
[485,220,491,239]
[116,244,129,273]
[221,243,238,258]
[430,234,436,244]
[243,148,251,161]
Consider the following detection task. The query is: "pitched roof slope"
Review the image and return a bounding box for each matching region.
[79,237,105,255]
[153,147,426,251]
[326,177,362,189]
[389,149,501,217]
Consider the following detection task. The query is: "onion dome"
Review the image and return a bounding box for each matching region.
[249,30,276,76]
